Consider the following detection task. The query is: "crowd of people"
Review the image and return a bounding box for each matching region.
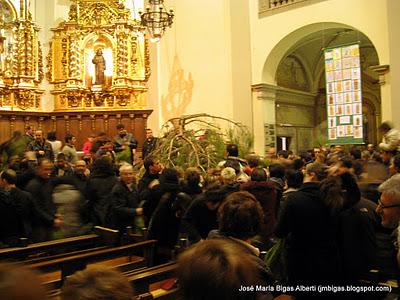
[0,124,159,245]
[0,121,399,299]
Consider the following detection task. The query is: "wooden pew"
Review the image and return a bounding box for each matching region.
[127,262,178,298]
[136,289,179,300]
[45,256,149,294]
[48,262,179,300]
[0,234,100,261]
[31,239,157,281]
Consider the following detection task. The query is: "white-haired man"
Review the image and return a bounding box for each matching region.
[107,164,143,232]
[376,176,400,268]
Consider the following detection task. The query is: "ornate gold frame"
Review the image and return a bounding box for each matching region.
[47,0,151,111]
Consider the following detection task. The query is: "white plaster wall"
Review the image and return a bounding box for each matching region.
[228,0,252,129]
[149,0,236,130]
[249,0,391,84]
[386,0,400,128]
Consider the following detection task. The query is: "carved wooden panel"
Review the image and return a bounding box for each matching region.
[0,110,152,151]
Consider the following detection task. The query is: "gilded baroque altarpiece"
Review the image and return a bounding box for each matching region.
[48,0,150,111]
[0,0,44,110]
[0,0,150,112]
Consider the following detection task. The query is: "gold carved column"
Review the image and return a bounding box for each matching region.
[0,0,44,111]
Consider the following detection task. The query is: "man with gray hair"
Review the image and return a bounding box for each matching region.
[376,176,400,268]
[107,164,143,232]
[377,176,400,229]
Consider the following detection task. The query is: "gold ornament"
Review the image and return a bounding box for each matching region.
[47,0,150,111]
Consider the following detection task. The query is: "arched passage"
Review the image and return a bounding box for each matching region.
[259,22,381,152]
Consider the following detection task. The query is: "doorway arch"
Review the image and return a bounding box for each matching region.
[261,22,381,152]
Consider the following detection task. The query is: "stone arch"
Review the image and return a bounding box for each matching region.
[262,22,380,84]
[263,22,381,149]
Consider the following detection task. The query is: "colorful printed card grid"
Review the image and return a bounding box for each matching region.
[325,44,363,143]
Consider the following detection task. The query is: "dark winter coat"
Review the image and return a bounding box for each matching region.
[275,182,341,285]
[181,195,219,243]
[241,180,278,240]
[108,181,140,231]
[142,181,180,222]
[85,173,118,226]
[0,188,33,246]
[25,176,56,242]
[335,173,378,281]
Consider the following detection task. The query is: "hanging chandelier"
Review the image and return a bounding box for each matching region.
[139,0,174,43]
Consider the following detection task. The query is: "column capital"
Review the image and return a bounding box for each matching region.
[251,83,278,101]
[369,65,390,85]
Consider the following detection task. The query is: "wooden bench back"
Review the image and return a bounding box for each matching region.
[0,234,100,261]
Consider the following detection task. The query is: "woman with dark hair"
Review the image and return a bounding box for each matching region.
[85,157,118,226]
[322,172,378,283]
[205,191,274,299]
[146,168,186,262]
[214,191,264,241]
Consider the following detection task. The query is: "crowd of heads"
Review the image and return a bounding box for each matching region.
[1,120,400,299]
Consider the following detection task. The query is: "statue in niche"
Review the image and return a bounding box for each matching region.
[92,49,106,85]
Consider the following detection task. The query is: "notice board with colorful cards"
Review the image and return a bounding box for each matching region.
[325,44,364,145]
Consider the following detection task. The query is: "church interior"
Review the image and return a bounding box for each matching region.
[0,0,397,153]
[0,0,400,299]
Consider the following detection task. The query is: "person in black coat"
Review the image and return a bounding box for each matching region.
[141,128,157,160]
[275,163,341,291]
[145,168,183,262]
[85,157,118,226]
[141,167,178,223]
[324,164,378,282]
[0,170,35,246]
[108,164,143,232]
[137,156,162,205]
[181,183,226,243]
[24,159,61,242]
[241,167,278,245]
[147,191,192,262]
